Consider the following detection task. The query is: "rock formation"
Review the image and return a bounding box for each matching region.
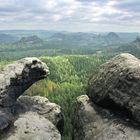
[73,53,140,140]
[0,57,49,108]
[73,95,140,140]
[0,57,63,140]
[15,96,64,134]
[1,96,63,140]
[88,53,140,123]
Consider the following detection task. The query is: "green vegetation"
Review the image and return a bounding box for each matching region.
[25,55,105,140]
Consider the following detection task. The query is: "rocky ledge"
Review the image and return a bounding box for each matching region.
[73,53,140,140]
[0,57,63,140]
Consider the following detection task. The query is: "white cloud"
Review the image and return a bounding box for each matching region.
[0,0,139,32]
[52,14,62,21]
[41,0,57,10]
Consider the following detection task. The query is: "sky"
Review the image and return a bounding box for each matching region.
[0,0,140,32]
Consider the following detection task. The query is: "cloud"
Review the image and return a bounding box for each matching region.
[0,0,139,32]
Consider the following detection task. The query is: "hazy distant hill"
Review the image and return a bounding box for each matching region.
[6,35,46,52]
[0,30,140,58]
[0,30,139,43]
[14,35,44,46]
[50,32,122,45]
[132,37,140,44]
[0,34,18,43]
[50,32,67,41]
[112,37,140,57]
[118,33,140,43]
[50,32,97,41]
[0,30,58,40]
[104,32,122,44]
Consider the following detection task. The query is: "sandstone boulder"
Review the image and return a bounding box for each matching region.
[73,95,140,140]
[0,57,49,107]
[0,96,63,140]
[15,96,64,134]
[88,53,140,123]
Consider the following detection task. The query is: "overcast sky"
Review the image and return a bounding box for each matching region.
[0,0,140,32]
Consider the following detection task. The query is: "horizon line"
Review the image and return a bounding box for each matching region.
[0,29,140,33]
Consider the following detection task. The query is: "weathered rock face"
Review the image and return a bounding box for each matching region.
[3,112,61,140]
[15,96,64,134]
[0,96,63,140]
[73,95,140,140]
[0,58,63,140]
[88,53,140,123]
[0,57,49,107]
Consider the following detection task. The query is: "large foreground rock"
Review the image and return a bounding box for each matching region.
[0,58,63,140]
[0,96,63,140]
[15,96,64,134]
[3,112,60,140]
[73,95,140,140]
[88,53,140,123]
[0,57,49,131]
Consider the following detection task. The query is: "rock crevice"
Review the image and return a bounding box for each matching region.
[73,53,140,140]
[73,95,140,140]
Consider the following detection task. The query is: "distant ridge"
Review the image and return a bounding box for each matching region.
[132,37,140,44]
[0,34,18,43]
[50,32,122,45]
[15,35,44,45]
